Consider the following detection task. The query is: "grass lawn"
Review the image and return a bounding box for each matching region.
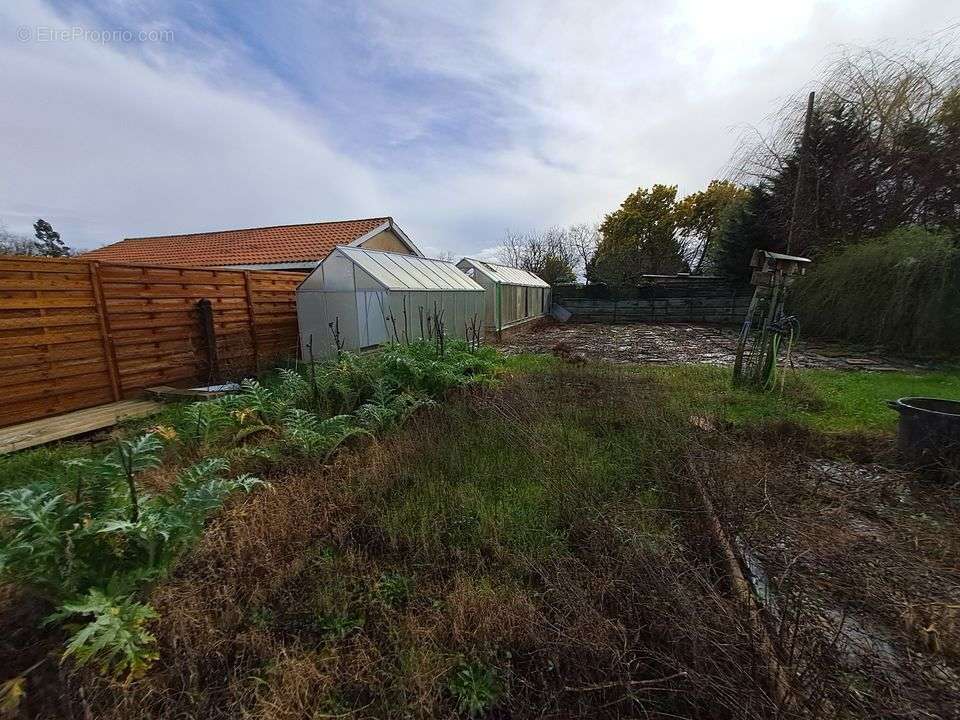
[638,364,960,433]
[5,361,958,493]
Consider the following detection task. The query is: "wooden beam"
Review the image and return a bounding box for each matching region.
[243,271,261,372]
[89,261,122,401]
[196,298,219,383]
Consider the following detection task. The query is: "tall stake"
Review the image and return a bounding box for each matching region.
[117,441,139,522]
[786,91,815,255]
[197,298,219,384]
[306,333,322,413]
[328,317,344,358]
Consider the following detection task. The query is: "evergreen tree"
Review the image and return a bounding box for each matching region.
[537,253,576,286]
[713,187,775,281]
[33,218,70,257]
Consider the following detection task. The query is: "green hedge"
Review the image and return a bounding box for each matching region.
[790,227,960,355]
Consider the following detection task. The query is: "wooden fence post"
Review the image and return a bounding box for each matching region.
[89,261,122,401]
[242,271,261,373]
[197,298,220,384]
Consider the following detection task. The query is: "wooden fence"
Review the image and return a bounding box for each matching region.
[0,256,301,428]
[553,278,753,324]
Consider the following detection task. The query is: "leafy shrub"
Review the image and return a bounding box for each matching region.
[791,227,960,354]
[281,410,370,459]
[373,572,412,608]
[176,401,233,448]
[380,341,502,396]
[355,380,434,433]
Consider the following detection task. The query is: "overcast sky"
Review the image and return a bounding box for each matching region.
[1,1,957,258]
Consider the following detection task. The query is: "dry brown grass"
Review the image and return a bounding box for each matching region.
[59,371,771,719]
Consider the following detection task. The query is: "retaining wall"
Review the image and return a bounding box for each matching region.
[553,278,752,324]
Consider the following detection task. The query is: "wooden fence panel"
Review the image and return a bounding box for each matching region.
[0,257,302,428]
[0,258,116,426]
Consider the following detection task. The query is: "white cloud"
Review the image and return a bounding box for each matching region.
[1,0,957,256]
[0,0,384,248]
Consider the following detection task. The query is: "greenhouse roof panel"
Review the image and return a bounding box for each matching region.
[458,258,551,288]
[336,247,484,291]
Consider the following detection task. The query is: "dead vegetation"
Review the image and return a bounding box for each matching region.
[498,321,920,370]
[693,424,960,718]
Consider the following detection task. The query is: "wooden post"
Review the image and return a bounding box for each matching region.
[89,261,122,400]
[786,91,815,255]
[242,271,261,372]
[197,298,219,383]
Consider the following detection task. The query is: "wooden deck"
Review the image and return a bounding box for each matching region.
[0,399,163,454]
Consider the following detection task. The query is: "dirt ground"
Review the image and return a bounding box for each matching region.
[701,432,960,718]
[497,321,930,371]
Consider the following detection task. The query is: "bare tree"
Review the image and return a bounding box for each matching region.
[725,32,960,253]
[567,223,600,279]
[0,221,38,255]
[497,224,590,284]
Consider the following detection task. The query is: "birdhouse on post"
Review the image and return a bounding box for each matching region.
[733,250,813,390]
[748,250,811,290]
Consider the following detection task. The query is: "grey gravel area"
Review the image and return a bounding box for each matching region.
[496,321,929,371]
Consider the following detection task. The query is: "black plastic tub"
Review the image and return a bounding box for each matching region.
[887,397,960,470]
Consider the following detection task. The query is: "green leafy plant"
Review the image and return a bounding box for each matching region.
[448,660,502,717]
[281,409,370,459]
[177,402,233,448]
[0,433,265,678]
[248,605,276,630]
[373,572,412,608]
[317,613,364,640]
[104,433,163,521]
[48,588,158,680]
[380,341,502,396]
[355,380,434,433]
[0,485,74,595]
[0,339,504,682]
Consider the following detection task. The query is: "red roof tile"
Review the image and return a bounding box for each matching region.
[81,217,392,267]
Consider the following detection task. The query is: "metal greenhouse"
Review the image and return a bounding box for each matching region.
[456,258,551,334]
[297,247,486,357]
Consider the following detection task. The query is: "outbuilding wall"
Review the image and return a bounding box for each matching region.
[456,258,551,333]
[498,285,549,329]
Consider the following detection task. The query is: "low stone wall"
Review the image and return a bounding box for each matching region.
[553,278,752,325]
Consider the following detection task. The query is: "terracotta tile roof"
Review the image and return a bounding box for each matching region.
[81,217,392,267]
